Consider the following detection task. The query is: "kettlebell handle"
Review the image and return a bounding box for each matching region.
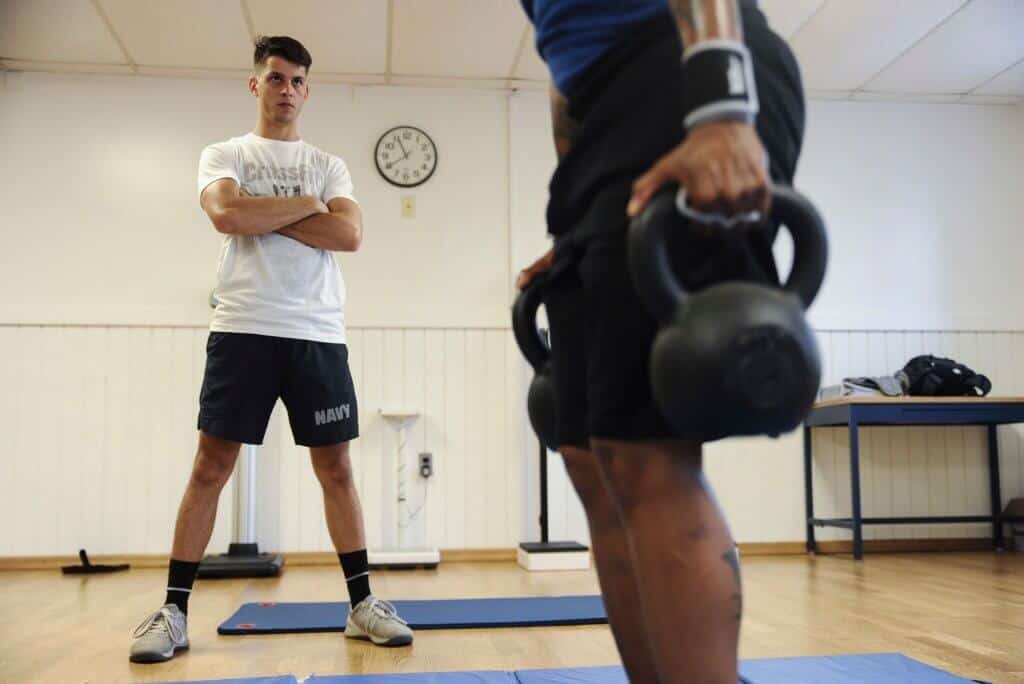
[628,185,828,322]
[512,273,551,372]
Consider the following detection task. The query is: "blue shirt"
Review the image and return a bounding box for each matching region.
[522,1,759,96]
[522,0,667,95]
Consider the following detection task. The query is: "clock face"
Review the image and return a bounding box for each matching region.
[375,126,437,188]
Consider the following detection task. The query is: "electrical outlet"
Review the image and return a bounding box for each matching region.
[401,195,416,218]
[418,452,433,478]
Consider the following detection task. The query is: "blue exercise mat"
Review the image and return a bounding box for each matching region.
[515,654,980,684]
[308,673,516,683]
[510,667,625,684]
[151,653,988,684]
[153,677,296,684]
[218,596,607,634]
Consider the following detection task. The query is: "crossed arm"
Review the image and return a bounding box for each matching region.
[200,179,363,252]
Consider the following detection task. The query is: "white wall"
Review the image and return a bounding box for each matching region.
[507,90,1024,334]
[0,72,512,327]
[1,71,1023,556]
[1,324,1020,556]
[796,100,1024,330]
[0,326,236,557]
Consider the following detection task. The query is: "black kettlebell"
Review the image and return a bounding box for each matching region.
[511,273,559,451]
[628,186,828,442]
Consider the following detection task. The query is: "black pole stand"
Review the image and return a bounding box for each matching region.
[517,376,590,570]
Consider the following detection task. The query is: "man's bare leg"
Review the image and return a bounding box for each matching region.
[595,438,741,684]
[131,433,240,662]
[311,441,414,646]
[310,442,366,554]
[170,432,241,561]
[561,446,660,683]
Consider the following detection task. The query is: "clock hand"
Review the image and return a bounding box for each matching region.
[396,136,411,160]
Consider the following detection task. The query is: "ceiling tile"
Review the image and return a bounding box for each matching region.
[791,0,965,91]
[0,0,126,64]
[392,0,528,78]
[758,0,826,38]
[307,73,386,85]
[5,0,1020,100]
[99,0,253,69]
[974,57,1024,95]
[512,26,549,81]
[865,0,1024,93]
[246,0,388,75]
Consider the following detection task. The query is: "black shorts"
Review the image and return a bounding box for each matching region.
[544,7,805,448]
[197,332,359,447]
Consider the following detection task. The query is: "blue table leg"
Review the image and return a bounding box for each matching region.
[849,415,863,560]
[804,424,815,553]
[987,424,1004,550]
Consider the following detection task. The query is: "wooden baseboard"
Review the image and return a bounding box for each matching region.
[441,548,517,562]
[809,537,1001,554]
[0,554,171,571]
[737,542,809,556]
[736,538,1007,556]
[283,552,336,567]
[1,539,1012,571]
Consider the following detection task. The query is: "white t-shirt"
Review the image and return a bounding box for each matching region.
[197,132,356,343]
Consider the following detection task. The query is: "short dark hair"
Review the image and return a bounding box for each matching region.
[253,35,312,73]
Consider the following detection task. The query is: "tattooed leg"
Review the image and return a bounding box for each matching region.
[723,544,743,621]
[595,438,741,684]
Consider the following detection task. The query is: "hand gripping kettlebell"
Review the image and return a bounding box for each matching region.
[628,186,828,442]
[511,272,559,451]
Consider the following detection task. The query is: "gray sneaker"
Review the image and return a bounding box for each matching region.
[129,604,189,663]
[345,596,413,646]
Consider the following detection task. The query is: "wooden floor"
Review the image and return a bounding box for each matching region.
[2,552,1023,684]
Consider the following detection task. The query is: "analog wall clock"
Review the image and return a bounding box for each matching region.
[375,125,437,188]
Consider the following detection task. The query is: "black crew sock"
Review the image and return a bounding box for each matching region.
[339,550,371,607]
[165,559,201,615]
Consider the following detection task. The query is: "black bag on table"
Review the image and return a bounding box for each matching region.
[896,355,992,397]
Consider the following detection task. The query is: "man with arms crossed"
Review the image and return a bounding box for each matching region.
[130,35,412,663]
